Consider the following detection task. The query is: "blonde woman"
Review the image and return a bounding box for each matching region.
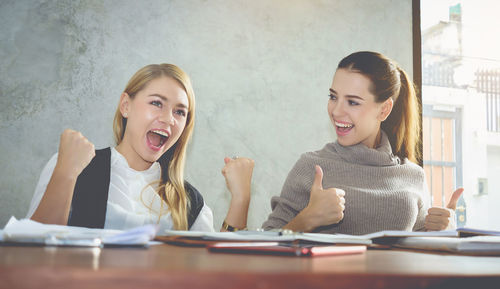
[27,64,253,232]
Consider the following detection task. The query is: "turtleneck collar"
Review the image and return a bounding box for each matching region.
[330,130,401,166]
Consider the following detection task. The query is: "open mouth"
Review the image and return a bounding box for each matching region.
[334,121,354,135]
[146,129,169,149]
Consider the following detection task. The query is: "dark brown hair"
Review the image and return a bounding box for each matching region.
[337,51,421,163]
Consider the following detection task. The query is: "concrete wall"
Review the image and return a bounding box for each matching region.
[0,0,413,229]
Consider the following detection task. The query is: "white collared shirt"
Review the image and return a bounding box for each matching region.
[27,148,214,232]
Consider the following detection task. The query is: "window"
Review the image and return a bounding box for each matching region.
[421,0,500,230]
[422,105,465,226]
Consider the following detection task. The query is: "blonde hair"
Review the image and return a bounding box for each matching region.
[337,51,421,163]
[113,64,196,230]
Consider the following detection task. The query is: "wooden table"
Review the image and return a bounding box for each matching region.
[1,244,500,289]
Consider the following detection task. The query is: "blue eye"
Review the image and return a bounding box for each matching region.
[348,100,359,106]
[151,100,162,108]
[329,94,337,101]
[175,110,187,117]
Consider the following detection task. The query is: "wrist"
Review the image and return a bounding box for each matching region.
[229,193,250,205]
[296,207,320,232]
[221,220,247,232]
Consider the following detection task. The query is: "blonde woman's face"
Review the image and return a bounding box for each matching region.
[327,69,387,149]
[118,76,189,170]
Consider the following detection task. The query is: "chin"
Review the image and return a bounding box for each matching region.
[337,137,356,147]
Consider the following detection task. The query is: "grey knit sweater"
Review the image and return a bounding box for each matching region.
[262,131,429,235]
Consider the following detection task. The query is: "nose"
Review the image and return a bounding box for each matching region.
[160,110,175,126]
[331,99,345,117]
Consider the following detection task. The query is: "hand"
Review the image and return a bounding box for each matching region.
[221,156,254,202]
[55,129,96,179]
[302,165,345,228]
[425,188,464,231]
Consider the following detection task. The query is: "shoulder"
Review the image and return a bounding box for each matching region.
[26,152,60,218]
[400,158,425,176]
[291,143,338,172]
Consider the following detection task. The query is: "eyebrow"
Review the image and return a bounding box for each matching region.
[149,94,188,109]
[329,88,364,101]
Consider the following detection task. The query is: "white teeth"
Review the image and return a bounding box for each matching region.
[151,129,169,137]
[335,121,353,128]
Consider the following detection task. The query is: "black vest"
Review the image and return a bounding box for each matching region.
[67,148,204,229]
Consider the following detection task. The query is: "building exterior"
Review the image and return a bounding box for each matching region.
[422,1,500,229]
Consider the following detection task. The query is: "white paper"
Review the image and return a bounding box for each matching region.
[161,230,373,245]
[359,229,459,239]
[394,236,500,254]
[2,216,158,247]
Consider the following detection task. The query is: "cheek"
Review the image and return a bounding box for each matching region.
[327,102,334,115]
[174,118,187,135]
[356,110,380,131]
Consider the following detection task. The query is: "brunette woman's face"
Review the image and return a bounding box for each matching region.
[328,69,390,148]
[118,76,189,170]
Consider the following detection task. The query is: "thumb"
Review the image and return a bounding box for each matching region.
[446,188,464,210]
[312,165,324,190]
[224,157,231,164]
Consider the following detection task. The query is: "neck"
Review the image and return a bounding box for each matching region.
[373,130,382,148]
[115,142,154,171]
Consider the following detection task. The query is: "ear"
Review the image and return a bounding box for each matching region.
[378,98,394,122]
[119,92,131,118]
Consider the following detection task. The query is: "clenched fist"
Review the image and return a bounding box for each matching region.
[55,129,96,179]
[221,156,254,201]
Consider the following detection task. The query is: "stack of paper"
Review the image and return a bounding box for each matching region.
[392,236,500,255]
[159,230,373,245]
[158,228,500,255]
[1,217,158,247]
[457,227,500,237]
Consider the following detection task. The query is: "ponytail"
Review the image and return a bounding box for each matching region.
[381,67,421,163]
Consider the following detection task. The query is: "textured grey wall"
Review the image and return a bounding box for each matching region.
[0,0,413,229]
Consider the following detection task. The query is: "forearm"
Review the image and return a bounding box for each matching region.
[31,167,77,225]
[282,209,318,233]
[221,195,250,231]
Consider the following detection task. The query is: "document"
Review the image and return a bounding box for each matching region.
[457,227,500,237]
[2,216,158,247]
[158,229,458,246]
[207,242,367,257]
[158,228,500,255]
[360,230,458,239]
[158,230,373,246]
[392,236,500,255]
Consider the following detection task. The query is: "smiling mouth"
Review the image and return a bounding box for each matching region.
[147,130,169,148]
[334,121,354,133]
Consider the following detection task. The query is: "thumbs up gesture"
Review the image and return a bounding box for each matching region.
[302,165,346,229]
[424,188,464,231]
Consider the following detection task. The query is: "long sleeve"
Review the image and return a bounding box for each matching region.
[412,176,431,231]
[261,131,430,235]
[262,155,313,230]
[26,153,59,218]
